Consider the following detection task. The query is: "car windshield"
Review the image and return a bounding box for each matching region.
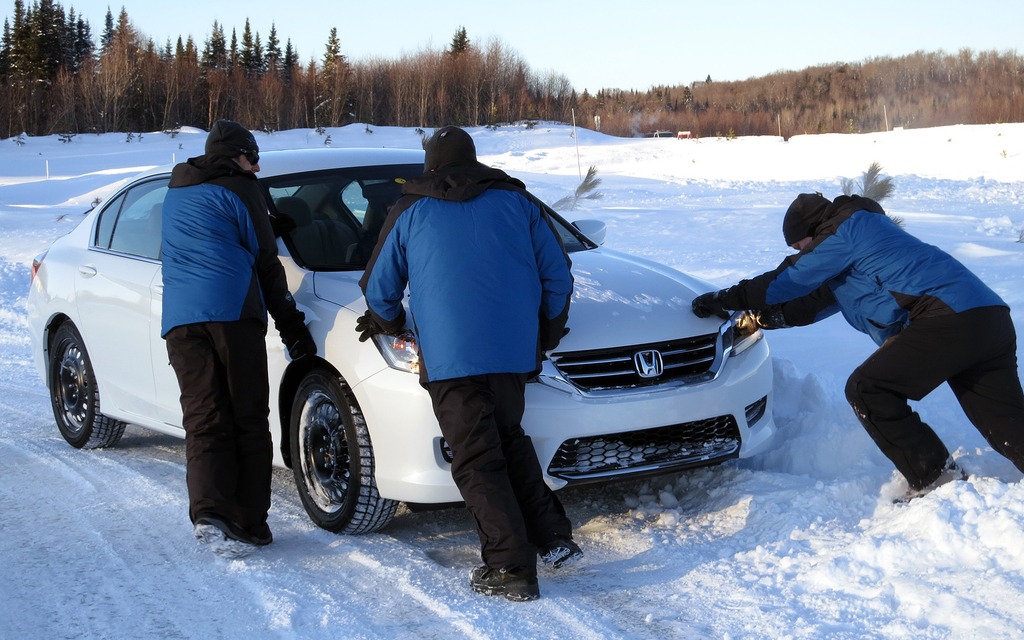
[262,164,592,271]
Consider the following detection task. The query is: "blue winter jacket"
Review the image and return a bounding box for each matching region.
[161,155,304,337]
[360,164,573,382]
[719,196,1006,345]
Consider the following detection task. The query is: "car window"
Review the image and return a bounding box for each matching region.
[264,164,422,270]
[545,210,593,253]
[264,164,592,270]
[340,182,369,224]
[95,177,169,260]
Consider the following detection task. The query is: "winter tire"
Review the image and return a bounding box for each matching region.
[290,369,398,534]
[48,322,127,449]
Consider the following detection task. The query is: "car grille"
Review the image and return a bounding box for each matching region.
[549,334,718,391]
[547,415,741,482]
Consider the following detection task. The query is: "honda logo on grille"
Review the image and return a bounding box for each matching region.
[633,349,664,378]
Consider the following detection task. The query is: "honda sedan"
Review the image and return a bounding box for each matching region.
[27,147,776,533]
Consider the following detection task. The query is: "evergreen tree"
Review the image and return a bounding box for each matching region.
[449,26,469,55]
[0,19,9,78]
[100,7,114,52]
[229,28,238,71]
[184,35,197,62]
[322,27,344,73]
[71,12,93,70]
[253,32,263,73]
[265,23,281,73]
[282,38,296,81]
[240,19,264,75]
[201,20,226,69]
[6,0,30,78]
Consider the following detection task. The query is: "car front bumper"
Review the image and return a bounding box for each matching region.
[353,338,775,504]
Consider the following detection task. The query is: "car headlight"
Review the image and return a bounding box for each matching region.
[723,311,763,357]
[372,330,420,374]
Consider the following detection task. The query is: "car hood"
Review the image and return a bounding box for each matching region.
[312,247,723,351]
[556,247,719,351]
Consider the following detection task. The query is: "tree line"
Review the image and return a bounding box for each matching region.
[2,1,1022,140]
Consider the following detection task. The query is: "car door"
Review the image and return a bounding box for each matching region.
[150,262,185,427]
[75,176,168,423]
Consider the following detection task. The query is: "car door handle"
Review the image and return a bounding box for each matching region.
[78,265,98,278]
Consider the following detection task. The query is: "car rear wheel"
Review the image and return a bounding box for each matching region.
[289,369,398,534]
[48,322,127,449]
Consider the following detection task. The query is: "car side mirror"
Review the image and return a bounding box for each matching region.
[572,219,606,246]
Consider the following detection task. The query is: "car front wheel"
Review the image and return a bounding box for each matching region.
[48,322,127,449]
[289,369,398,534]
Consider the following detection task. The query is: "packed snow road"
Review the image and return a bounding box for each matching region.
[3,123,1024,639]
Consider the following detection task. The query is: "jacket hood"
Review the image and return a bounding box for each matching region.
[169,154,256,188]
[401,164,526,202]
[784,193,887,244]
[823,194,886,220]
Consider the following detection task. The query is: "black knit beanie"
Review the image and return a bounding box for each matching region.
[205,119,259,162]
[423,126,477,171]
[783,193,831,245]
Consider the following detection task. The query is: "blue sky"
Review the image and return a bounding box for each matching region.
[11,0,1024,91]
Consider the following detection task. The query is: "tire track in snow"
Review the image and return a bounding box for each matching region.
[348,549,489,640]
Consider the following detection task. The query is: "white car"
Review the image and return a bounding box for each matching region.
[27,147,776,534]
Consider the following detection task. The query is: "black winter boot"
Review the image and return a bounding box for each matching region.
[470,566,540,601]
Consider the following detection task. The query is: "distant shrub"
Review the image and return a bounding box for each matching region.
[841,161,894,201]
[841,161,902,228]
[552,165,603,211]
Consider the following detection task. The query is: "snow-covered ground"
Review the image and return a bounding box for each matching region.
[1,122,1023,639]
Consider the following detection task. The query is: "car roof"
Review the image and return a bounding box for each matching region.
[257,147,425,177]
[132,147,426,182]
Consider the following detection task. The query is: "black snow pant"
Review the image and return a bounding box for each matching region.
[165,320,274,534]
[426,373,572,571]
[845,306,1024,490]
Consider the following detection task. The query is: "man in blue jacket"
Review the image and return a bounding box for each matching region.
[162,120,315,557]
[359,126,581,601]
[693,192,1024,499]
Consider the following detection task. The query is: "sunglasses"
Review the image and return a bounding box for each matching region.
[241,148,260,165]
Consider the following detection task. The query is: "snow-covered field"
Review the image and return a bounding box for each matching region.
[1,122,1022,639]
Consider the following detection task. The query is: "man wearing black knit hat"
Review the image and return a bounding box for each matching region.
[358,125,583,601]
[692,192,1024,501]
[162,119,315,557]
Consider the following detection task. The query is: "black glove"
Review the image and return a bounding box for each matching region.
[355,309,406,343]
[269,211,296,237]
[751,305,790,330]
[692,291,731,320]
[280,320,316,359]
